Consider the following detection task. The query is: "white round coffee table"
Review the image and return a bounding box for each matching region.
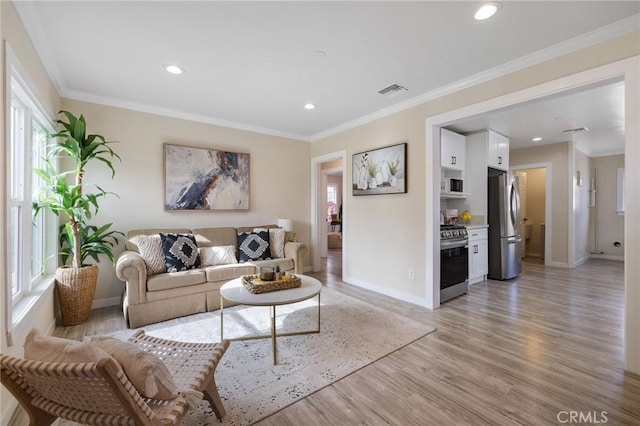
[220,275,322,364]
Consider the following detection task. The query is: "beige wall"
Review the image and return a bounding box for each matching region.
[60,98,311,304]
[1,1,61,421]
[522,168,546,258]
[314,109,426,297]
[575,149,592,262]
[592,155,625,257]
[511,143,569,266]
[311,32,639,301]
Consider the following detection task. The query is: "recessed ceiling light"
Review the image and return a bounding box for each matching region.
[165,65,184,75]
[532,137,542,142]
[474,2,501,20]
[304,103,316,110]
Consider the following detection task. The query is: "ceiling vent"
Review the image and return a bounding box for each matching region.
[377,84,408,97]
[563,127,589,134]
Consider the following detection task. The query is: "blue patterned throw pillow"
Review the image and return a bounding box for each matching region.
[160,233,201,272]
[237,230,271,262]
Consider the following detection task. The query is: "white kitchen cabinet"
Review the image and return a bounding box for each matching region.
[487,130,509,171]
[441,128,465,171]
[468,227,488,284]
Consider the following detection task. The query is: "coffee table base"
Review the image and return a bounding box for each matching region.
[220,293,321,365]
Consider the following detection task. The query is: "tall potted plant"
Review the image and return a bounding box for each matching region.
[34,111,122,326]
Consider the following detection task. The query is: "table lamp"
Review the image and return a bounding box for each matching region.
[277,218,295,241]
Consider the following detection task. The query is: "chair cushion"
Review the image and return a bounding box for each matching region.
[160,233,201,272]
[237,230,271,262]
[24,328,111,364]
[90,336,178,400]
[199,245,238,266]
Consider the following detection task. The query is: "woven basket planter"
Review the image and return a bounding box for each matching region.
[55,265,98,326]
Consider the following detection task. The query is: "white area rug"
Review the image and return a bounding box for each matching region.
[110,286,436,425]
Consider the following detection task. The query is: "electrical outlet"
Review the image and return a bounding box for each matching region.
[408,268,415,280]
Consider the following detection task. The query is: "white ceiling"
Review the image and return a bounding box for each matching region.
[446,79,626,157]
[15,1,640,147]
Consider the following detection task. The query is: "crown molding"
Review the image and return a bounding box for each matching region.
[310,14,640,142]
[63,90,310,142]
[13,0,638,143]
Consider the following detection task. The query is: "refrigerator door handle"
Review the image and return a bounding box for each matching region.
[507,237,522,244]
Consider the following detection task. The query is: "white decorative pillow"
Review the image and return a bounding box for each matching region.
[24,328,111,364]
[90,336,178,400]
[133,234,166,275]
[269,228,286,259]
[199,245,238,266]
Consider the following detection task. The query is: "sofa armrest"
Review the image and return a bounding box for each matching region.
[115,251,148,305]
[284,242,307,273]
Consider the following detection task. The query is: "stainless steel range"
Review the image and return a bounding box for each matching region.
[440,225,469,303]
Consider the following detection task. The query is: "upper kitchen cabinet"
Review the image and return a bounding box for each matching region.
[487,130,509,171]
[441,128,466,171]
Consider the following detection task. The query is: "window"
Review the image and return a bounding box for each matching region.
[7,66,55,305]
[327,184,337,221]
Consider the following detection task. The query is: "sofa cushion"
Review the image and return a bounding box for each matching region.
[147,269,207,292]
[199,245,238,266]
[90,336,177,400]
[237,230,271,262]
[133,234,166,275]
[249,258,294,272]
[160,233,201,272]
[255,227,286,259]
[192,227,237,248]
[205,263,256,282]
[126,228,191,252]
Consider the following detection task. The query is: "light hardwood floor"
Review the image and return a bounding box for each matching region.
[52,255,639,425]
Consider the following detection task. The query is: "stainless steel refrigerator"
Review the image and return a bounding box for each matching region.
[487,168,522,279]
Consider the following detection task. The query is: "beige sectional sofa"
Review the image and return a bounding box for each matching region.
[115,225,306,328]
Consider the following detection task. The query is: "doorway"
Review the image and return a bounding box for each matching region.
[512,166,550,266]
[322,161,344,279]
[311,150,347,280]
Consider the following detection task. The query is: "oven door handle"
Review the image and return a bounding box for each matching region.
[440,240,469,250]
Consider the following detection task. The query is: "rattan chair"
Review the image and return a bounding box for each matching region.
[0,330,229,425]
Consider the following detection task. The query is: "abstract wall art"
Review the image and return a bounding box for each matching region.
[164,144,250,210]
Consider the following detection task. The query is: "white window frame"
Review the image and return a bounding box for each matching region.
[4,43,57,345]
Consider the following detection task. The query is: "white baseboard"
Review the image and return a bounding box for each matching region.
[575,255,591,267]
[590,254,624,261]
[545,261,569,268]
[469,276,485,285]
[303,265,312,273]
[342,275,428,308]
[91,296,121,309]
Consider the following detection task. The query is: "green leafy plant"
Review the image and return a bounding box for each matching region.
[367,159,377,178]
[33,111,122,268]
[387,156,400,176]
